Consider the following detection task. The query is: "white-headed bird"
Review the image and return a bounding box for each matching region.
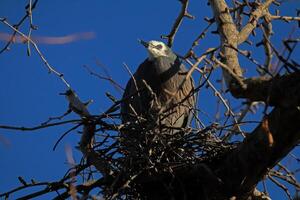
[121,40,195,134]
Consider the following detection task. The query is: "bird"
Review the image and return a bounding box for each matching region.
[121,40,195,134]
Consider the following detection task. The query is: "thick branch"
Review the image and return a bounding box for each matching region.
[230,72,300,107]
[208,0,243,88]
[215,106,300,199]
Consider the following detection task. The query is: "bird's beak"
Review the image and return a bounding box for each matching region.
[138,39,149,48]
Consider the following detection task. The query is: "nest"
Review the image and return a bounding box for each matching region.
[91,117,236,199]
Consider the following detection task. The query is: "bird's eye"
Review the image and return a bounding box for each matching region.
[155,44,163,50]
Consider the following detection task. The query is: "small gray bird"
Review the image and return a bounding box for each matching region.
[121,40,195,133]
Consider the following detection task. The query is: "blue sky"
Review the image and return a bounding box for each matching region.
[0,0,299,199]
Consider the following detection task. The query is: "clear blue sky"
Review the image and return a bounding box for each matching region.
[0,0,299,199]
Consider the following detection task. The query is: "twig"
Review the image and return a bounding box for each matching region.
[26,0,34,56]
[224,43,273,77]
[53,123,82,151]
[273,27,298,74]
[268,175,293,200]
[0,19,71,88]
[0,181,67,199]
[162,0,194,47]
[269,170,300,189]
[41,109,72,125]
[0,0,39,54]
[260,23,299,72]
[211,56,246,89]
[271,15,300,22]
[0,120,81,131]
[184,22,213,58]
[83,64,124,92]
[203,74,245,138]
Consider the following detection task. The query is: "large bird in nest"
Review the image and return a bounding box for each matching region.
[121,40,195,134]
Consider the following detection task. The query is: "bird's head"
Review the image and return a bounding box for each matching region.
[139,40,176,61]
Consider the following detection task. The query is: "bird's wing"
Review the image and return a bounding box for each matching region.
[120,76,133,122]
[185,74,196,128]
[179,63,196,128]
[121,59,156,122]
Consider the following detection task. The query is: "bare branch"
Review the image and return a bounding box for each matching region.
[238,0,275,44]
[162,0,195,47]
[270,15,300,22]
[0,0,39,54]
[0,120,81,131]
[0,19,71,88]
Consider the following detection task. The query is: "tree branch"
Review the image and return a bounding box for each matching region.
[230,72,300,107]
[238,0,274,45]
[64,90,114,177]
[0,120,80,131]
[208,0,243,89]
[162,0,194,47]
